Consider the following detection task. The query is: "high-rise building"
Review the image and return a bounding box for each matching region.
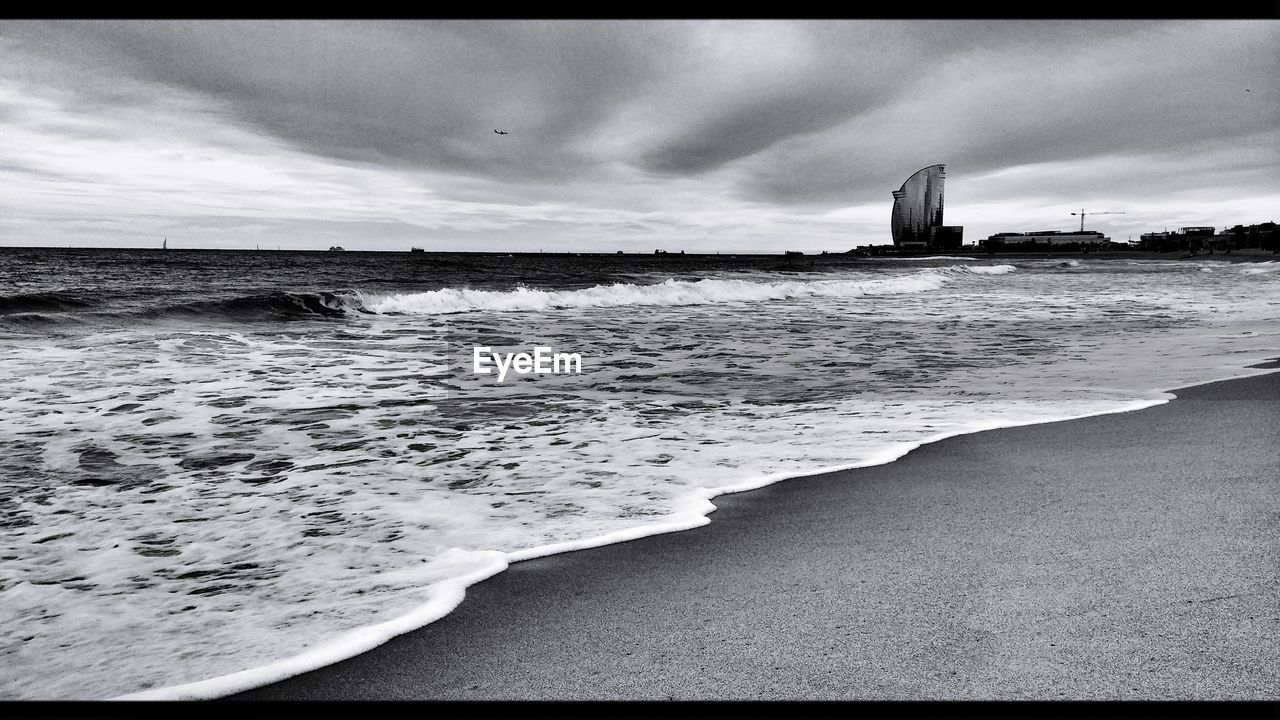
[891,164,960,251]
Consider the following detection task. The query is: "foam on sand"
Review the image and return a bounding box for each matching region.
[114,550,508,701]
[117,359,1280,701]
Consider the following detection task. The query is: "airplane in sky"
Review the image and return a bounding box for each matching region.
[494,129,509,135]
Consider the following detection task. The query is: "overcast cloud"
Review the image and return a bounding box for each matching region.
[1,20,1276,252]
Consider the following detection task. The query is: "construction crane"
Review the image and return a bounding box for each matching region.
[1070,209,1125,232]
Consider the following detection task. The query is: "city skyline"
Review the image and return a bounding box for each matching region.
[1,20,1277,252]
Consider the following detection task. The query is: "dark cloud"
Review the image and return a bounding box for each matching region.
[731,21,1280,207]
[9,21,696,182]
[637,88,858,176]
[628,21,1174,180]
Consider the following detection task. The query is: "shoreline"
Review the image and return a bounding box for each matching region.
[203,361,1280,701]
[4,246,1276,262]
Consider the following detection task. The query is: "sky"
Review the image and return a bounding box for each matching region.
[1,20,1277,253]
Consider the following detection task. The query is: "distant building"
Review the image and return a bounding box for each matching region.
[891,164,961,252]
[1139,231,1172,247]
[982,230,1109,248]
[1179,226,1216,238]
[932,226,964,251]
[1221,222,1279,252]
[1138,222,1277,253]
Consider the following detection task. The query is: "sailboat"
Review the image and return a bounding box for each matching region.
[162,238,168,250]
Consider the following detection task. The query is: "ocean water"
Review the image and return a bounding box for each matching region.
[0,248,1277,699]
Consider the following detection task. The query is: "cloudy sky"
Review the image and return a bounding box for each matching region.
[1,20,1276,252]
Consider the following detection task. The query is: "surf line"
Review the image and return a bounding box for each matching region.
[473,346,582,383]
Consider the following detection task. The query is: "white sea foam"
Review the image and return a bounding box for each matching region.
[114,549,508,701]
[1241,260,1280,274]
[365,266,1011,315]
[959,264,1017,275]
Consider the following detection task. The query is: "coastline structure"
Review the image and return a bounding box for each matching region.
[230,368,1280,700]
[982,230,1112,251]
[890,164,963,252]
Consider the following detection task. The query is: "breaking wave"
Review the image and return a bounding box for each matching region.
[367,265,1016,315]
[1241,261,1280,275]
[0,289,369,325]
[0,291,96,315]
[155,291,370,320]
[0,265,1018,325]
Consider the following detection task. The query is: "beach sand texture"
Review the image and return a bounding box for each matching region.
[232,370,1280,700]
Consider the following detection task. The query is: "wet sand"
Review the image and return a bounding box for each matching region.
[230,369,1280,700]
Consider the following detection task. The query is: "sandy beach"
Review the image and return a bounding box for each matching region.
[223,366,1280,701]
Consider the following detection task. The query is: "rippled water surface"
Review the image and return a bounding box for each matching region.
[1,248,1277,699]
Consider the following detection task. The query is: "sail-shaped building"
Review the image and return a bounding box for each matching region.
[891,164,962,251]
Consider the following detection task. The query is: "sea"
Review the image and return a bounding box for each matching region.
[1,247,1277,699]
